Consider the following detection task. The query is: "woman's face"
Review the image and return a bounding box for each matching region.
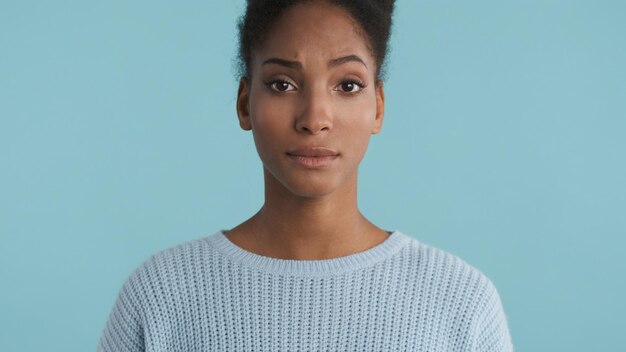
[236,1,384,198]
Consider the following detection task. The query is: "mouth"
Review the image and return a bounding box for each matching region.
[286,146,339,168]
[286,153,339,168]
[286,146,339,157]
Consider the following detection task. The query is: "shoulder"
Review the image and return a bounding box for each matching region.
[401,233,496,290]
[396,232,504,316]
[99,233,223,351]
[134,231,221,277]
[397,232,513,350]
[120,232,223,297]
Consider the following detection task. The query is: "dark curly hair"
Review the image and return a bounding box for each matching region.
[236,0,396,82]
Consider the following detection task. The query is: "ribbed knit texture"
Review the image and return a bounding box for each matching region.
[98,229,513,351]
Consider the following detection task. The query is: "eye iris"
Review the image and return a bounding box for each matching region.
[343,82,355,91]
[276,82,289,91]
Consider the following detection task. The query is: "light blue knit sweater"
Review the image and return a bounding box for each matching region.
[98,229,513,351]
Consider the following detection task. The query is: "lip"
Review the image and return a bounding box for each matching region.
[286,147,339,168]
[286,146,339,157]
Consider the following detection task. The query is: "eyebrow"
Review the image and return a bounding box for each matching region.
[262,55,367,69]
[329,55,367,68]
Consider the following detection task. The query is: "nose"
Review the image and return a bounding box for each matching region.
[295,86,333,135]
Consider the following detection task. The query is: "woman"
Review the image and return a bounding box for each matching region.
[98,1,514,351]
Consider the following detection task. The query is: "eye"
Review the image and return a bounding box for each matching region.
[336,79,366,93]
[267,80,296,92]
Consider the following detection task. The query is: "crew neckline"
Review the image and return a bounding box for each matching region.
[206,229,412,277]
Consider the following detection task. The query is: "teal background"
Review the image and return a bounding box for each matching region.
[1,0,624,350]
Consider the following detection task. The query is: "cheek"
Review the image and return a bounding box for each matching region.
[249,91,294,130]
[248,97,293,159]
[336,95,378,146]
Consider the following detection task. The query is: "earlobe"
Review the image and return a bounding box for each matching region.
[236,77,252,131]
[372,81,385,134]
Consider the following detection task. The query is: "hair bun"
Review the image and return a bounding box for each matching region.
[374,0,395,15]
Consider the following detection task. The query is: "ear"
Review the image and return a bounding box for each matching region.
[236,77,252,131]
[371,81,385,134]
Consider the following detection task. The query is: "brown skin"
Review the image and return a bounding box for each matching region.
[227,1,388,260]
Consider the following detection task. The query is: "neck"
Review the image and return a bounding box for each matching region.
[227,168,388,260]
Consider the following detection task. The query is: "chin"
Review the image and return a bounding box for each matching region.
[263,161,356,199]
[264,168,340,198]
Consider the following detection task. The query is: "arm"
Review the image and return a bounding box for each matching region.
[97,270,146,352]
[469,279,514,352]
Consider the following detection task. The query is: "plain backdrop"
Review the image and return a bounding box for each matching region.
[1,0,624,351]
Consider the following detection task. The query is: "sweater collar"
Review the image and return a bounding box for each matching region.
[207,229,412,277]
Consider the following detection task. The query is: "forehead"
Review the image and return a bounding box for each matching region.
[252,2,374,67]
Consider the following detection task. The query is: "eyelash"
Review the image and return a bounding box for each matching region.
[337,79,367,94]
[265,80,296,92]
[264,79,367,94]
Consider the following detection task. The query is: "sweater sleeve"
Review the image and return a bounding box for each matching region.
[97,268,146,352]
[469,278,514,352]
